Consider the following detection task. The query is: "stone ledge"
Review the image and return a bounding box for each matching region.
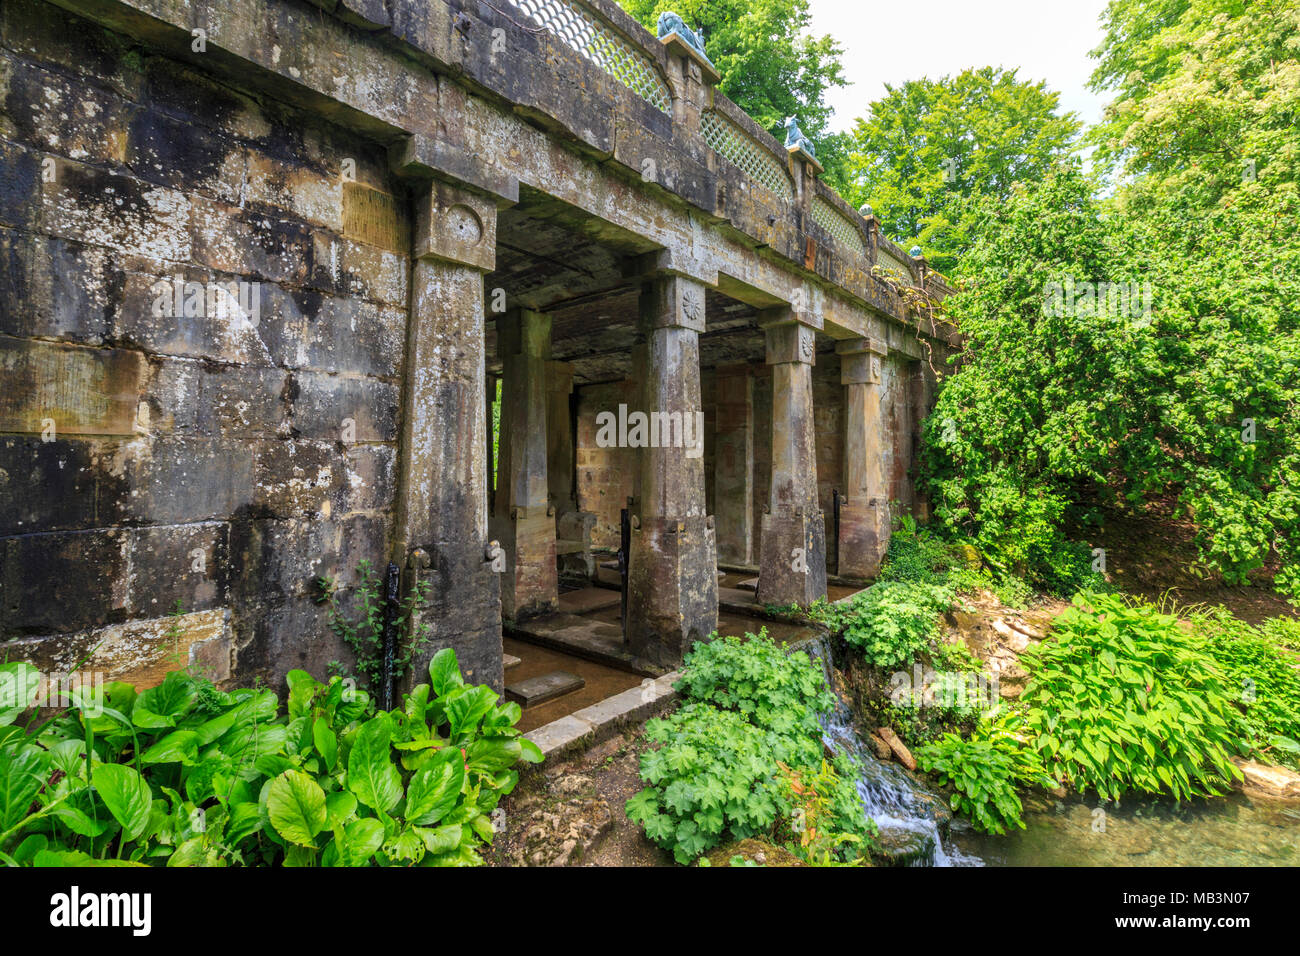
[524,670,681,761]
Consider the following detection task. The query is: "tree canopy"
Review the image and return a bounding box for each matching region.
[617,0,848,154]
[922,0,1300,597]
[840,68,1081,274]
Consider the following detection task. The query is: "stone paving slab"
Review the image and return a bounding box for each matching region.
[524,671,681,759]
[506,670,586,707]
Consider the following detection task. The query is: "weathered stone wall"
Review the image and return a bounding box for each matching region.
[575,380,637,551]
[0,0,408,690]
[572,354,936,576]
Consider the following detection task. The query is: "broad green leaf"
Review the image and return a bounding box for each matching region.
[405,748,464,825]
[347,716,402,812]
[91,763,153,841]
[266,770,327,846]
[343,817,385,866]
[141,729,200,765]
[312,716,338,771]
[428,648,464,699]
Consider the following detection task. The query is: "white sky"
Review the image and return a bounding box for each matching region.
[806,0,1114,133]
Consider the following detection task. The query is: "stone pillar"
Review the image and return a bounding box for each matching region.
[912,357,938,523]
[626,275,718,667]
[491,309,558,622]
[547,360,577,515]
[395,182,502,691]
[837,336,890,578]
[756,310,827,606]
[713,363,754,567]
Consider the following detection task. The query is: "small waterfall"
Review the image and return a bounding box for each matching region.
[794,634,983,867]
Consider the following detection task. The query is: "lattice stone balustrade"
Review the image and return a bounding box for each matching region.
[876,245,915,280]
[701,109,794,201]
[507,0,672,112]
[812,195,867,258]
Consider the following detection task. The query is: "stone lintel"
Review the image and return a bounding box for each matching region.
[835,335,888,357]
[623,249,718,289]
[413,181,497,272]
[389,133,520,207]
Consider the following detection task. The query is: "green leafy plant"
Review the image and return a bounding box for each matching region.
[821,581,955,671]
[627,632,875,865]
[1192,610,1300,770]
[775,759,866,865]
[0,649,540,867]
[626,703,787,864]
[1020,594,1248,801]
[916,708,1051,835]
[316,559,433,693]
[674,631,832,758]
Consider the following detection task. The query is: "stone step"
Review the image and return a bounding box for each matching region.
[503,653,522,671]
[505,670,586,708]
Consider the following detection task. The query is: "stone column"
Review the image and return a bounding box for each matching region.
[491,309,558,622]
[713,363,754,567]
[394,181,502,691]
[756,309,827,606]
[837,336,890,578]
[547,360,577,515]
[912,356,938,523]
[626,275,718,667]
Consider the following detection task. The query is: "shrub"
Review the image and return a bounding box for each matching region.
[628,632,876,865]
[0,649,539,867]
[1020,594,1247,801]
[1193,610,1300,770]
[877,519,1035,606]
[825,581,955,671]
[674,631,831,758]
[626,704,788,864]
[916,708,1053,835]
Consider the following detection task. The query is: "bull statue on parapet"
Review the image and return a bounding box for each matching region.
[656,11,711,63]
[784,116,817,158]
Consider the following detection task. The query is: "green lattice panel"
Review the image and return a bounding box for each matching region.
[811,196,867,258]
[508,0,672,112]
[701,110,794,201]
[875,246,914,281]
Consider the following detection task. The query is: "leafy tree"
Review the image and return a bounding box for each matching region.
[839,68,1081,273]
[922,164,1300,596]
[617,0,848,170]
[1088,0,1300,213]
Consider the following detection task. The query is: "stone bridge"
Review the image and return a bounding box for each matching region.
[0,0,958,694]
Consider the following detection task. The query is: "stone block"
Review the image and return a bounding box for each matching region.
[0,339,145,438]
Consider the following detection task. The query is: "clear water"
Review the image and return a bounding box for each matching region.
[952,790,1300,867]
[800,634,1300,867]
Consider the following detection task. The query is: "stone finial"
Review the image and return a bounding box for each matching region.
[859,204,874,219]
[656,11,714,66]
[909,245,923,258]
[783,116,817,158]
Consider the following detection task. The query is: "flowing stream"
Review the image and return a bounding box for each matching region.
[797,632,1300,867]
[799,634,982,866]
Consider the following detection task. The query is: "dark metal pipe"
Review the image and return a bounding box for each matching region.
[832,488,841,576]
[619,504,631,634]
[381,561,401,712]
